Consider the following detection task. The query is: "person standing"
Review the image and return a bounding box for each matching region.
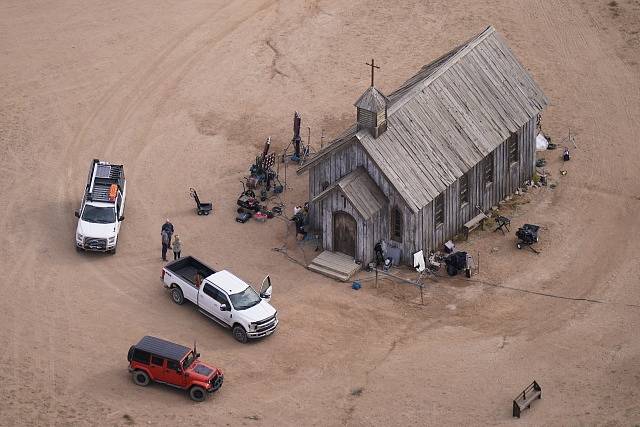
[161,229,170,261]
[172,235,182,260]
[162,219,174,248]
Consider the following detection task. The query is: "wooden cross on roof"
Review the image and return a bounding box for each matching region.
[366,58,380,87]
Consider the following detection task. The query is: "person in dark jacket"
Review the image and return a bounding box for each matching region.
[161,229,170,261]
[162,219,174,248]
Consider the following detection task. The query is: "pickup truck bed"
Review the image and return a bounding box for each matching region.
[165,257,216,287]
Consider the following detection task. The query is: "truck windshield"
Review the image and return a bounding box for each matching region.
[82,205,116,224]
[229,286,261,310]
[183,351,197,370]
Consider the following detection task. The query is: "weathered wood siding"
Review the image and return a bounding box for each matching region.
[308,140,413,265]
[307,116,536,266]
[418,116,537,258]
[318,191,388,265]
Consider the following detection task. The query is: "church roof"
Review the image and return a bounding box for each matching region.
[311,167,388,220]
[354,86,388,112]
[299,26,548,212]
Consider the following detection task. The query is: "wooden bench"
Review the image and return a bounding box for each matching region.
[513,380,542,418]
[463,212,487,240]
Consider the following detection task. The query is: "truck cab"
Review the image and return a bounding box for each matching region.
[162,257,278,343]
[127,335,223,402]
[75,159,126,254]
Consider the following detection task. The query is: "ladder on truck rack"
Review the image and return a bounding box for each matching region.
[87,161,124,202]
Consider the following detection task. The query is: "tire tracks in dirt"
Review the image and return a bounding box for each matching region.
[1,1,277,423]
[522,1,640,329]
[39,0,276,422]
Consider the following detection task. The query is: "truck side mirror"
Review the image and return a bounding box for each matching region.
[220,304,229,312]
[119,216,125,221]
[260,276,272,300]
[74,210,80,218]
[260,289,272,300]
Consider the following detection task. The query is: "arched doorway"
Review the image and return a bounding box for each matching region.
[333,211,357,258]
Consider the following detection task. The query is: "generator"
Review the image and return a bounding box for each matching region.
[445,251,468,276]
[516,224,540,250]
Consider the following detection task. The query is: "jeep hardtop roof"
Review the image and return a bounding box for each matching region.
[135,336,191,361]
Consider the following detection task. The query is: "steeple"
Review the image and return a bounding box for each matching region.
[355,59,388,138]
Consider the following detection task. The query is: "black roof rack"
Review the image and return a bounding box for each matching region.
[85,159,124,203]
[134,336,192,361]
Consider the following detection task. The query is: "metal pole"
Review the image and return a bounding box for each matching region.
[283,147,287,191]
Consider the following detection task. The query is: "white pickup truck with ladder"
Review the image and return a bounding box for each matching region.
[75,159,126,254]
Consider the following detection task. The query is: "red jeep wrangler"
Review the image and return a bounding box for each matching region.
[127,336,223,402]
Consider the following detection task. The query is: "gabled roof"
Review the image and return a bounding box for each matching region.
[354,86,388,112]
[135,336,191,361]
[312,167,388,220]
[299,26,548,212]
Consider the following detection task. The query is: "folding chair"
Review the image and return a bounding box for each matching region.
[494,215,511,234]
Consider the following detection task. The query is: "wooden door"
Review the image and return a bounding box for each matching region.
[333,212,356,258]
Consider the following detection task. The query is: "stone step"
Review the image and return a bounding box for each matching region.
[308,263,350,282]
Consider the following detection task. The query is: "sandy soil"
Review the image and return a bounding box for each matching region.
[1,0,639,425]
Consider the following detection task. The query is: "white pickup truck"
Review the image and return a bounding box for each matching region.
[161,256,278,343]
[75,159,126,254]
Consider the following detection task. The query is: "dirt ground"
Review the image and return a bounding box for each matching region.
[1,0,639,425]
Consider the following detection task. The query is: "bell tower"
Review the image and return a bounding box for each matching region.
[355,59,388,138]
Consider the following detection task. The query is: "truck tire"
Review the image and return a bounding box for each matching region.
[189,386,207,402]
[132,370,150,386]
[171,287,184,305]
[232,325,248,343]
[110,246,117,255]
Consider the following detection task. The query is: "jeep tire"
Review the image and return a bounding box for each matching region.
[132,370,150,387]
[171,287,184,305]
[232,325,248,343]
[189,386,207,402]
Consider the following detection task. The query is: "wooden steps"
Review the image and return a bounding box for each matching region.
[308,251,361,282]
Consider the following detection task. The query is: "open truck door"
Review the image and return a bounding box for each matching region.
[259,275,272,300]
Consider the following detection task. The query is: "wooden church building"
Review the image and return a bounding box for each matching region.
[299,26,548,270]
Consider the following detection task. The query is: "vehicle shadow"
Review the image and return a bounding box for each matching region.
[94,366,201,406]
